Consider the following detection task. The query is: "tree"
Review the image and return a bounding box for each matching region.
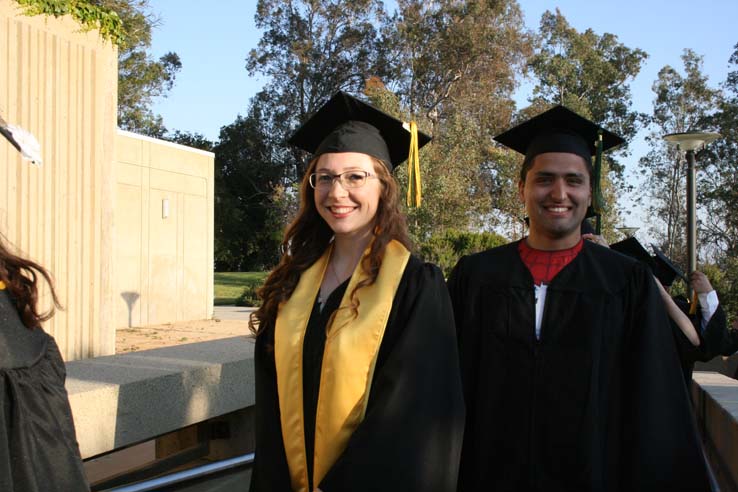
[637,49,719,263]
[213,99,286,271]
[700,43,738,259]
[166,130,215,152]
[527,9,648,155]
[385,0,532,239]
[247,0,393,179]
[93,0,181,137]
[391,0,530,131]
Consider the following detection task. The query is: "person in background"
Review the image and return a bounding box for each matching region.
[610,237,738,385]
[0,239,89,492]
[248,91,465,492]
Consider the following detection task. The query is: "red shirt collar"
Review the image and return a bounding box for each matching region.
[518,238,584,285]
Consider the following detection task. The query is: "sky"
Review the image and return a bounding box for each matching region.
[149,0,738,235]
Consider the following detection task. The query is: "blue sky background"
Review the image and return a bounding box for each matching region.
[149,0,738,234]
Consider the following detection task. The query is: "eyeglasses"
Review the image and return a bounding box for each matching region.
[308,170,377,189]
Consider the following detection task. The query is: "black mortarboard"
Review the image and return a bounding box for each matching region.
[652,245,687,287]
[495,105,625,229]
[610,237,657,271]
[288,91,431,170]
[493,105,624,165]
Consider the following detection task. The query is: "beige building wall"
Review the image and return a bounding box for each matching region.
[115,131,214,328]
[0,0,118,360]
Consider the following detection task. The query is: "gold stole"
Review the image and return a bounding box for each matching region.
[274,240,410,492]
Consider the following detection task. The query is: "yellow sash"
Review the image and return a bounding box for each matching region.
[274,240,410,491]
[0,280,5,290]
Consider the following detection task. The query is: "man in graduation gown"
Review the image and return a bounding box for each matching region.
[448,105,712,491]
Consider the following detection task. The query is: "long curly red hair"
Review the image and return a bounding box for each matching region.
[250,155,411,336]
[0,234,62,330]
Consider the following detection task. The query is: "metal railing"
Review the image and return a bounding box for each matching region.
[103,453,254,492]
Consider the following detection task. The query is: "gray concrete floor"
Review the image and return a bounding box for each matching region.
[212,305,256,321]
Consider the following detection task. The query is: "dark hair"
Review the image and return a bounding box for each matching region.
[519,153,593,183]
[249,156,411,337]
[0,234,62,330]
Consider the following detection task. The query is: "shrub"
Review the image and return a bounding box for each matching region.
[419,229,507,277]
[235,280,264,307]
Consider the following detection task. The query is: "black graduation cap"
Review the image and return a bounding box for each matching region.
[610,237,657,271]
[495,105,625,227]
[494,105,624,165]
[652,245,687,287]
[288,91,431,170]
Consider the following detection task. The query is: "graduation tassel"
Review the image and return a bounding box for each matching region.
[689,292,698,315]
[406,121,422,208]
[592,131,604,235]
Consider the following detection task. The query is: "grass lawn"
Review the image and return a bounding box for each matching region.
[214,272,268,305]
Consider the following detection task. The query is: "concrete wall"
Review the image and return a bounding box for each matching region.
[692,372,738,492]
[66,337,254,459]
[114,131,214,328]
[0,0,117,360]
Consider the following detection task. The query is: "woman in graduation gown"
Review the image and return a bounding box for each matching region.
[0,235,89,492]
[248,91,465,492]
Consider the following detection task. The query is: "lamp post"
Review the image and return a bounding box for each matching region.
[662,131,720,296]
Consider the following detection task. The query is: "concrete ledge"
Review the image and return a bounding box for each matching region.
[693,371,738,491]
[66,337,255,459]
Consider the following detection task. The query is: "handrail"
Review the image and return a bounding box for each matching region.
[103,453,255,492]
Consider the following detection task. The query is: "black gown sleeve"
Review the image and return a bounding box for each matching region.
[621,265,712,490]
[1,290,88,492]
[318,262,465,492]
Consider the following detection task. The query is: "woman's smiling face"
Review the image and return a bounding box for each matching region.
[313,152,383,241]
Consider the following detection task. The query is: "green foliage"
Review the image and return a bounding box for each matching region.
[166,131,215,152]
[391,1,531,238]
[699,42,738,260]
[392,0,531,127]
[248,0,393,180]
[90,0,182,137]
[213,101,286,271]
[715,258,738,323]
[418,229,507,277]
[214,272,268,305]
[235,281,264,307]
[528,9,648,157]
[16,0,125,45]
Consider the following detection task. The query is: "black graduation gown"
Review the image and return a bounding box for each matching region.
[448,240,711,492]
[250,256,465,492]
[671,297,736,385]
[0,290,89,492]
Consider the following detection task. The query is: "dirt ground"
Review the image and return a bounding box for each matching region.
[116,318,252,353]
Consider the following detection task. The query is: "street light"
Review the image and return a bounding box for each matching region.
[662,131,720,297]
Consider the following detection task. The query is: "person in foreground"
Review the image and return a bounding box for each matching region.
[248,91,465,492]
[0,235,89,492]
[448,105,711,491]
